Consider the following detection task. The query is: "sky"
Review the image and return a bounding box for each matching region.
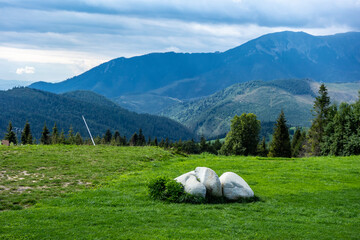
[0,0,359,83]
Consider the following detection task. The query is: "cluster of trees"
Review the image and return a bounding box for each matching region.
[3,122,85,145]
[218,84,360,157]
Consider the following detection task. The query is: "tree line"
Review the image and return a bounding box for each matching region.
[2,84,359,157]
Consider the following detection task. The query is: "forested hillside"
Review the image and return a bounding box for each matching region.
[0,88,194,141]
[161,79,360,138]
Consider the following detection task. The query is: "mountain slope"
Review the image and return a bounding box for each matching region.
[0,88,194,141]
[30,31,360,114]
[160,79,360,138]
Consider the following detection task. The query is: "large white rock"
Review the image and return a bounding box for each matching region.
[219,172,254,200]
[183,175,207,198]
[175,171,206,198]
[195,167,222,197]
[174,171,196,186]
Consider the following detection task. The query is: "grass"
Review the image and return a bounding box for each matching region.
[0,145,359,239]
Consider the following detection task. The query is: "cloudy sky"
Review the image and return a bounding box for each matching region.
[0,0,359,83]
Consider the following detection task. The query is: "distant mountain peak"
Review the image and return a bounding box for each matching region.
[30,31,360,114]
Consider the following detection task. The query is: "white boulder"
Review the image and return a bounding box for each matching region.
[195,167,222,197]
[175,171,206,198]
[219,172,254,200]
[175,171,196,186]
[183,175,207,198]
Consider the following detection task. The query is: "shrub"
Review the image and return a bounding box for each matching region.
[148,176,169,201]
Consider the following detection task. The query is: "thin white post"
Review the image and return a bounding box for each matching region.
[82,115,96,146]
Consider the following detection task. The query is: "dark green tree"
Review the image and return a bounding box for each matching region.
[74,132,83,145]
[138,129,146,146]
[21,121,32,145]
[321,102,360,156]
[113,130,121,146]
[212,139,223,154]
[307,84,331,156]
[129,132,138,146]
[199,135,208,153]
[40,123,51,145]
[4,121,17,145]
[59,130,66,144]
[268,110,292,158]
[104,129,112,144]
[51,123,59,144]
[257,137,268,157]
[219,113,261,156]
[291,129,306,157]
[154,137,158,146]
[68,126,75,145]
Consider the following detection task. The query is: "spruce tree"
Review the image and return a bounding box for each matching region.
[129,133,138,146]
[307,84,331,156]
[291,128,306,157]
[154,137,158,146]
[268,110,291,158]
[21,121,32,145]
[113,130,121,146]
[104,129,112,144]
[59,130,66,144]
[74,132,83,145]
[68,126,75,144]
[257,137,268,157]
[138,129,146,146]
[51,123,59,144]
[199,135,208,153]
[4,121,17,145]
[40,123,50,145]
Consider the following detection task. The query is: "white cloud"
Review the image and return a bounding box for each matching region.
[16,66,35,75]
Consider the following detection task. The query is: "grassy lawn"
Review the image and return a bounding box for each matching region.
[0,145,359,239]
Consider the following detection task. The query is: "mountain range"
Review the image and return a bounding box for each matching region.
[0,88,194,141]
[160,79,360,138]
[30,31,360,114]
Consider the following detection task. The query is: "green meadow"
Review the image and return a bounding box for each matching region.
[0,145,359,239]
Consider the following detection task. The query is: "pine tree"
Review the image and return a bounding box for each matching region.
[154,137,158,146]
[21,121,32,145]
[4,121,17,145]
[40,123,50,145]
[291,128,306,157]
[129,133,138,146]
[212,139,222,153]
[68,126,75,145]
[268,110,291,158]
[113,130,121,146]
[257,137,268,157]
[307,84,331,156]
[199,135,208,153]
[74,132,83,145]
[59,130,66,144]
[104,129,112,144]
[138,129,146,146]
[147,136,151,146]
[51,123,59,144]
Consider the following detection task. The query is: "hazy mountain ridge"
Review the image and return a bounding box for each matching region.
[0,79,32,90]
[0,88,194,141]
[160,79,360,138]
[30,31,360,114]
